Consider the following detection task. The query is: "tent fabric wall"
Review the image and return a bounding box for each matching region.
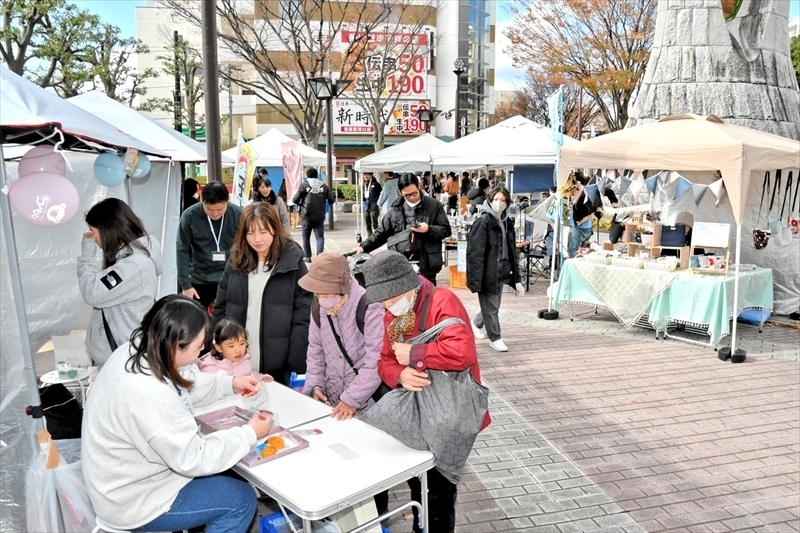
[6,153,179,349]
[0,209,38,532]
[512,165,556,193]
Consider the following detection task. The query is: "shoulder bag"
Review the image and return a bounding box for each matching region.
[101,309,118,353]
[326,314,391,403]
[753,171,771,250]
[385,228,418,255]
[773,171,793,246]
[765,170,781,234]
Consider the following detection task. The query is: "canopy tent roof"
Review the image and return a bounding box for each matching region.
[429,115,578,168]
[354,133,448,173]
[0,67,165,158]
[69,92,226,163]
[222,128,328,167]
[558,114,800,225]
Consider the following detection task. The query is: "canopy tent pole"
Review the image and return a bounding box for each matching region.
[719,223,746,362]
[0,143,45,430]
[157,161,174,298]
[355,171,362,242]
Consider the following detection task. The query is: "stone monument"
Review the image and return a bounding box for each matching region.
[628,0,800,140]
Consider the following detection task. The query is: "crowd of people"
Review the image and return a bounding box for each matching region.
[76,167,518,533]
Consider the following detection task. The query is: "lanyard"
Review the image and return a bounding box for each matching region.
[207,215,224,252]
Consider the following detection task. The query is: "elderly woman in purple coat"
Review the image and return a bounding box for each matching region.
[299,252,386,420]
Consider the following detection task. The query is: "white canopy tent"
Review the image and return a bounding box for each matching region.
[0,67,173,530]
[354,133,448,173]
[429,115,578,169]
[558,114,800,356]
[221,128,330,167]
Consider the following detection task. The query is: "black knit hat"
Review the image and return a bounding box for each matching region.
[361,250,420,304]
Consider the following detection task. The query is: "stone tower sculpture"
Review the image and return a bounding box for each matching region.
[628,0,800,140]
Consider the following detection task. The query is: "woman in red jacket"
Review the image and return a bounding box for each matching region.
[361,250,490,533]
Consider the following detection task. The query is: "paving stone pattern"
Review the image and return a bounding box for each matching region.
[249,214,799,532]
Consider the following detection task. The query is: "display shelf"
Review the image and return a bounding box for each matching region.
[602,223,689,269]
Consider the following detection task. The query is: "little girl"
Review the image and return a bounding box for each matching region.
[199,319,274,382]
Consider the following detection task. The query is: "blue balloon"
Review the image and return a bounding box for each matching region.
[129,154,151,179]
[93,153,126,188]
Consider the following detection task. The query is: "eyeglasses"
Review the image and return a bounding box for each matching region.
[402,189,420,199]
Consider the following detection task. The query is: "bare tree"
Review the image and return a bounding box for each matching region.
[161,0,434,148]
[505,0,656,132]
[139,28,204,139]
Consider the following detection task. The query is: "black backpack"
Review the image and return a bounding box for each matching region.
[303,185,328,223]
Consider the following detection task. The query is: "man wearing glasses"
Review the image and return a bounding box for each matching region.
[353,173,451,284]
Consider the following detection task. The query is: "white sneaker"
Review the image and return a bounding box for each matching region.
[471,320,486,340]
[489,339,508,352]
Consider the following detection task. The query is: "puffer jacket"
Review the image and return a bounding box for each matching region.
[467,187,487,206]
[211,241,312,383]
[360,194,451,276]
[302,281,385,413]
[78,235,163,368]
[466,202,520,294]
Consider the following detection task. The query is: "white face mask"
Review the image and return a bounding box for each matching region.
[406,199,421,208]
[387,294,413,316]
[491,200,506,213]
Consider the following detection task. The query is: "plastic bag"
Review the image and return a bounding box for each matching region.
[26,435,95,532]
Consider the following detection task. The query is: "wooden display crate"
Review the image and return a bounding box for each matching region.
[449,265,467,289]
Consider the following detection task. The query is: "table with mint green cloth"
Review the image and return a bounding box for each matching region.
[554,260,773,344]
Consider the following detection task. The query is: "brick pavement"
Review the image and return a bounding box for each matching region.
[251,213,799,532]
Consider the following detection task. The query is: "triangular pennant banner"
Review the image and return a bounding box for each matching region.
[708,179,727,206]
[667,171,681,185]
[623,169,633,178]
[641,169,649,180]
[630,180,645,199]
[598,177,608,195]
[584,184,598,204]
[593,188,604,210]
[617,175,632,197]
[645,175,659,193]
[673,176,692,200]
[692,184,708,206]
[656,170,669,184]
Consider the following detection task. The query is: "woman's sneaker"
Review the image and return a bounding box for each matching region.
[489,339,508,352]
[471,320,486,339]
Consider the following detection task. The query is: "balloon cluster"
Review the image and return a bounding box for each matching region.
[93,151,151,187]
[9,146,79,228]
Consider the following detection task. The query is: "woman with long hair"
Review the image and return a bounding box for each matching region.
[253,175,290,231]
[212,202,312,384]
[77,198,163,368]
[82,295,271,533]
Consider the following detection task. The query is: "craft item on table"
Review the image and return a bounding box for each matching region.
[293,428,323,437]
[583,254,612,265]
[611,257,644,269]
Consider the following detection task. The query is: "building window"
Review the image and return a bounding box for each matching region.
[280,0,302,19]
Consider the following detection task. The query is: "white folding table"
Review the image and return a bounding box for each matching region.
[195,382,435,533]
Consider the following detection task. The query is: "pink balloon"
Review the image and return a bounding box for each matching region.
[18,145,67,177]
[9,172,80,228]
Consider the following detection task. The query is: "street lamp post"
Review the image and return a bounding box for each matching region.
[309,77,352,230]
[417,108,443,134]
[453,58,466,139]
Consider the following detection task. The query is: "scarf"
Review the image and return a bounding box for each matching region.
[387,287,419,343]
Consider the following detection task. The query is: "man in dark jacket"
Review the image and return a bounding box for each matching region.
[466,177,490,211]
[353,173,451,285]
[362,171,382,236]
[292,168,335,262]
[176,181,242,309]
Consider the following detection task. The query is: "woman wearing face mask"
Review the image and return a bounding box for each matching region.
[298,252,386,420]
[465,187,524,353]
[254,176,291,232]
[360,250,491,533]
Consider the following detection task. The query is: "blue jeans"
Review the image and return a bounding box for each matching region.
[130,475,256,533]
[568,226,593,258]
[301,219,325,258]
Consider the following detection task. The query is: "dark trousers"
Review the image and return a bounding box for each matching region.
[447,195,458,213]
[301,218,325,258]
[408,468,457,533]
[364,208,380,236]
[192,283,219,310]
[474,286,504,341]
[421,270,438,286]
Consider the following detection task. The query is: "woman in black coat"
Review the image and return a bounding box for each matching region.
[212,202,312,384]
[466,187,523,353]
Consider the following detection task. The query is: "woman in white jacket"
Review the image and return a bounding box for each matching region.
[77,198,163,367]
[82,295,272,533]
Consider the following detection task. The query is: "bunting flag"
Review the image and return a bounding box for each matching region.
[673,176,693,200]
[708,179,727,206]
[656,170,669,184]
[641,169,649,180]
[645,175,659,193]
[630,179,645,199]
[692,183,708,206]
[632,170,642,181]
[604,169,616,180]
[667,171,681,185]
[598,177,608,195]
[623,169,633,178]
[584,183,598,204]
[594,169,603,180]
[592,187,604,210]
[617,175,632,197]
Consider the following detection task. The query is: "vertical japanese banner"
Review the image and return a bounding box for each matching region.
[281,140,303,204]
[547,87,564,186]
[233,129,257,207]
